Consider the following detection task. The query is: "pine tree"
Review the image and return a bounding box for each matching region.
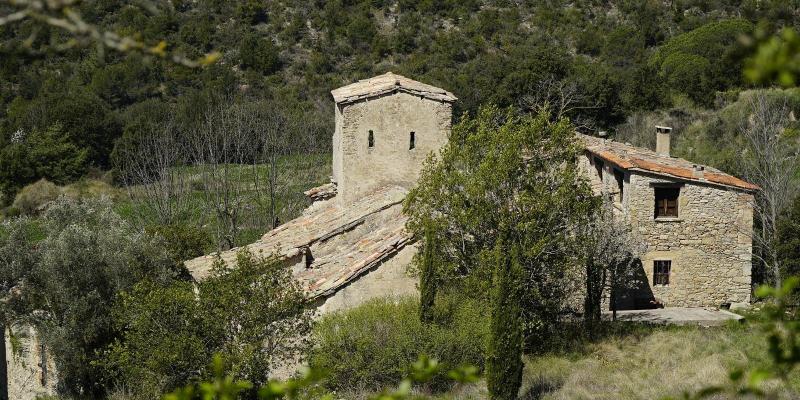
[486,236,524,400]
[419,226,438,323]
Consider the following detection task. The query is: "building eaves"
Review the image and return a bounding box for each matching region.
[579,134,759,192]
[331,72,457,105]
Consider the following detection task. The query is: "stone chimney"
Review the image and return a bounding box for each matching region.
[655,126,672,156]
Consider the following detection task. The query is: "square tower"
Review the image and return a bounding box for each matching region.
[330,72,456,203]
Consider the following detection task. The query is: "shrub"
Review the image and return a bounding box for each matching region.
[12,178,61,215]
[100,249,313,396]
[146,224,212,267]
[309,294,488,393]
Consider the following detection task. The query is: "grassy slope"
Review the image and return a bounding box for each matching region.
[438,323,798,400]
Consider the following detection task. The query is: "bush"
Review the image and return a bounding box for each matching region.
[12,178,61,215]
[100,249,313,396]
[146,224,212,267]
[309,294,488,393]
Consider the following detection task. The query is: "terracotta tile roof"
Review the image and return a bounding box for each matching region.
[579,134,759,192]
[304,182,337,202]
[331,72,457,105]
[184,185,412,299]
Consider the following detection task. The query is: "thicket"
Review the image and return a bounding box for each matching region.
[309,295,488,393]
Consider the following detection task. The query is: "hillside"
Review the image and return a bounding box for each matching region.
[1,0,798,204]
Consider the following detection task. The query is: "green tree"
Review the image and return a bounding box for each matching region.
[100,249,313,396]
[404,106,595,346]
[0,197,176,397]
[239,33,282,75]
[486,237,523,400]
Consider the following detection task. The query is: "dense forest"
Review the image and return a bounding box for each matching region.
[1,0,799,205]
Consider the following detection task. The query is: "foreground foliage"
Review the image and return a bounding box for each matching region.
[309,296,488,394]
[100,249,313,398]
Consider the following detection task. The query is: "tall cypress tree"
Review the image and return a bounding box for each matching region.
[419,226,437,323]
[486,236,524,400]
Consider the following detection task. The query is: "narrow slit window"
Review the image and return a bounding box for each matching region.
[654,187,679,218]
[654,260,671,286]
[409,131,416,150]
[368,130,374,148]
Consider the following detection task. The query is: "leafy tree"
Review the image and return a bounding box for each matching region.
[0,124,88,204]
[0,197,176,397]
[239,33,282,75]
[486,237,523,400]
[100,249,313,396]
[404,106,596,346]
[776,195,800,291]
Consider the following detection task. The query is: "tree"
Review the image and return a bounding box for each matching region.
[775,195,800,296]
[581,201,647,327]
[419,226,438,323]
[100,249,313,396]
[486,236,523,400]
[404,105,596,346]
[739,93,800,288]
[0,197,176,397]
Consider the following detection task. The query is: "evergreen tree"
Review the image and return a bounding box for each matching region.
[486,235,524,400]
[419,226,438,323]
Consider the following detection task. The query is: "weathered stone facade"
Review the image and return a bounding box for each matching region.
[4,325,57,400]
[579,134,755,309]
[332,73,455,204]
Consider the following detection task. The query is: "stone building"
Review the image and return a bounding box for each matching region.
[185,73,456,314]
[186,73,756,313]
[579,128,757,308]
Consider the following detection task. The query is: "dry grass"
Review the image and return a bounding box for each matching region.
[520,324,799,400]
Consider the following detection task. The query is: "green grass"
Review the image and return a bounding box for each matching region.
[115,153,331,250]
[337,317,799,400]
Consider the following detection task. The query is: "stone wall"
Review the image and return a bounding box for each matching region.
[333,92,452,204]
[580,153,753,308]
[314,243,418,315]
[4,325,57,400]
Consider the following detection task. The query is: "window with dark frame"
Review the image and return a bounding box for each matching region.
[613,169,624,202]
[594,157,604,180]
[654,260,671,286]
[654,187,679,218]
[368,130,374,148]
[409,131,416,150]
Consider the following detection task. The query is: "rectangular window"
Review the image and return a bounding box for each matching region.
[614,169,624,203]
[654,260,671,286]
[409,131,416,150]
[654,187,679,218]
[368,130,374,148]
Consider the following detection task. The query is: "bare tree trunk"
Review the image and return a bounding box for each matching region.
[739,93,799,289]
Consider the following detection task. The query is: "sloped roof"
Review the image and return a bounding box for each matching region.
[579,134,759,192]
[184,185,412,300]
[331,72,457,105]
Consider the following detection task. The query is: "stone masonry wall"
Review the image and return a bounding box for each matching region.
[580,153,753,308]
[5,325,57,400]
[334,92,452,204]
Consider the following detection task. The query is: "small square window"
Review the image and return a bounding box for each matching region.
[654,260,671,286]
[654,187,679,218]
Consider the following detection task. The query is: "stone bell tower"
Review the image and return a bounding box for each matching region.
[330,72,456,203]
